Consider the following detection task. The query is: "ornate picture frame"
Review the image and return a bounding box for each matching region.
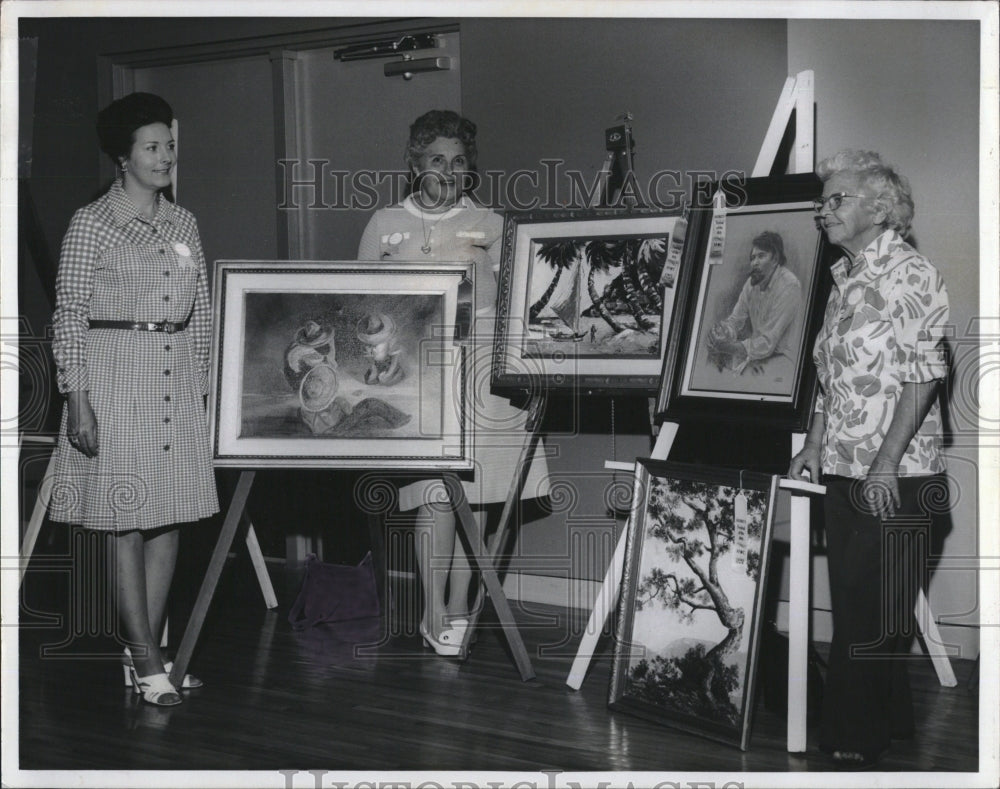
[209,260,474,469]
[492,208,685,395]
[656,174,835,431]
[608,459,779,750]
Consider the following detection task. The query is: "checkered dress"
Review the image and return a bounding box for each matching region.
[49,181,219,530]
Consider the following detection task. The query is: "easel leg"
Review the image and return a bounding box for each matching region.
[242,515,278,609]
[787,493,810,752]
[170,469,255,688]
[469,393,547,642]
[367,510,391,621]
[565,421,677,689]
[19,447,58,588]
[914,588,958,687]
[786,431,809,752]
[444,473,535,681]
[566,525,627,690]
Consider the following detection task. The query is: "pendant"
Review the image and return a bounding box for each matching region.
[421,244,432,254]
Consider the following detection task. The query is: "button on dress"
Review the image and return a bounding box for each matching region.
[50,181,219,530]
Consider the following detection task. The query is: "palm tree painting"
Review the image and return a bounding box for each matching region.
[530,240,579,321]
[610,463,777,749]
[527,233,668,357]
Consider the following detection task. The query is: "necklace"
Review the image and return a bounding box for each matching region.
[415,193,452,254]
[420,212,434,254]
[418,204,438,254]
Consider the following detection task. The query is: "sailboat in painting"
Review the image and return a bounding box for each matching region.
[546,258,587,341]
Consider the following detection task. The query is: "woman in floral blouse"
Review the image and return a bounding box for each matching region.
[789,150,950,768]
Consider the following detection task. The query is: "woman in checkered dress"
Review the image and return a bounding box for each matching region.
[50,93,218,706]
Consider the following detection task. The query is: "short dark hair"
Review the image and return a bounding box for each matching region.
[96,92,173,163]
[751,231,786,266]
[404,110,478,171]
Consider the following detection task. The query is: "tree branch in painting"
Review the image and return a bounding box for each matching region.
[627,476,767,725]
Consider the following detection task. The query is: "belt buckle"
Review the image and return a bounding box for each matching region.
[161,321,175,334]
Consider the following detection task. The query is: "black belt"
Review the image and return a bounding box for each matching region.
[89,319,188,334]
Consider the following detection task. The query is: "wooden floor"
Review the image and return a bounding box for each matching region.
[16,555,980,776]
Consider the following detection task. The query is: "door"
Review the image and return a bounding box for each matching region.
[131,29,462,264]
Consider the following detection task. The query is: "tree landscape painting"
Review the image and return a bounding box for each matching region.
[609,461,778,750]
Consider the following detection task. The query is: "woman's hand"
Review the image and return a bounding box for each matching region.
[788,410,826,484]
[788,444,821,484]
[66,390,99,458]
[863,457,901,519]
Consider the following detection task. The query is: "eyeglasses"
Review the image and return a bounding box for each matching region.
[812,192,866,213]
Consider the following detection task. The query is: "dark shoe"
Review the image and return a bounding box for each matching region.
[831,750,880,770]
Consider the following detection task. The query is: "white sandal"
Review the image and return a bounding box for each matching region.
[122,647,203,689]
[128,667,182,707]
[419,623,462,656]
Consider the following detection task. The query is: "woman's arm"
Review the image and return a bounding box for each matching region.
[52,208,102,456]
[357,212,381,260]
[866,260,950,517]
[865,379,940,517]
[788,406,825,484]
[52,209,100,394]
[187,223,212,397]
[65,389,99,457]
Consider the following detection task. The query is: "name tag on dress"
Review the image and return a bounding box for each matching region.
[173,242,195,268]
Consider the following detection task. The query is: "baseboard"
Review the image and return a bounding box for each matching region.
[502,571,602,611]
[774,601,833,642]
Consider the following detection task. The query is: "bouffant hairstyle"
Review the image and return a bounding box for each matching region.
[96,92,174,165]
[751,230,787,267]
[404,110,478,171]
[816,149,915,236]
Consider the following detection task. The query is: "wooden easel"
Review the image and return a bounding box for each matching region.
[753,69,956,689]
[564,70,956,754]
[445,391,548,674]
[437,114,639,674]
[170,470,292,688]
[173,406,547,686]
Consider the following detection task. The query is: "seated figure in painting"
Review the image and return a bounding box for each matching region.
[285,318,410,436]
[706,230,802,375]
[358,312,405,386]
[284,319,337,391]
[297,359,411,437]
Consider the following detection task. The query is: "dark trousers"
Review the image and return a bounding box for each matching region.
[819,474,948,757]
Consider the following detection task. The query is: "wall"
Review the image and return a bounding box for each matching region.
[788,19,981,658]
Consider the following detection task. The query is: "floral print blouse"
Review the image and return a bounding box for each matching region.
[813,229,949,478]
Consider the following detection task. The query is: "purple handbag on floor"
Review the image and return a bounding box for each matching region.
[288,552,380,630]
